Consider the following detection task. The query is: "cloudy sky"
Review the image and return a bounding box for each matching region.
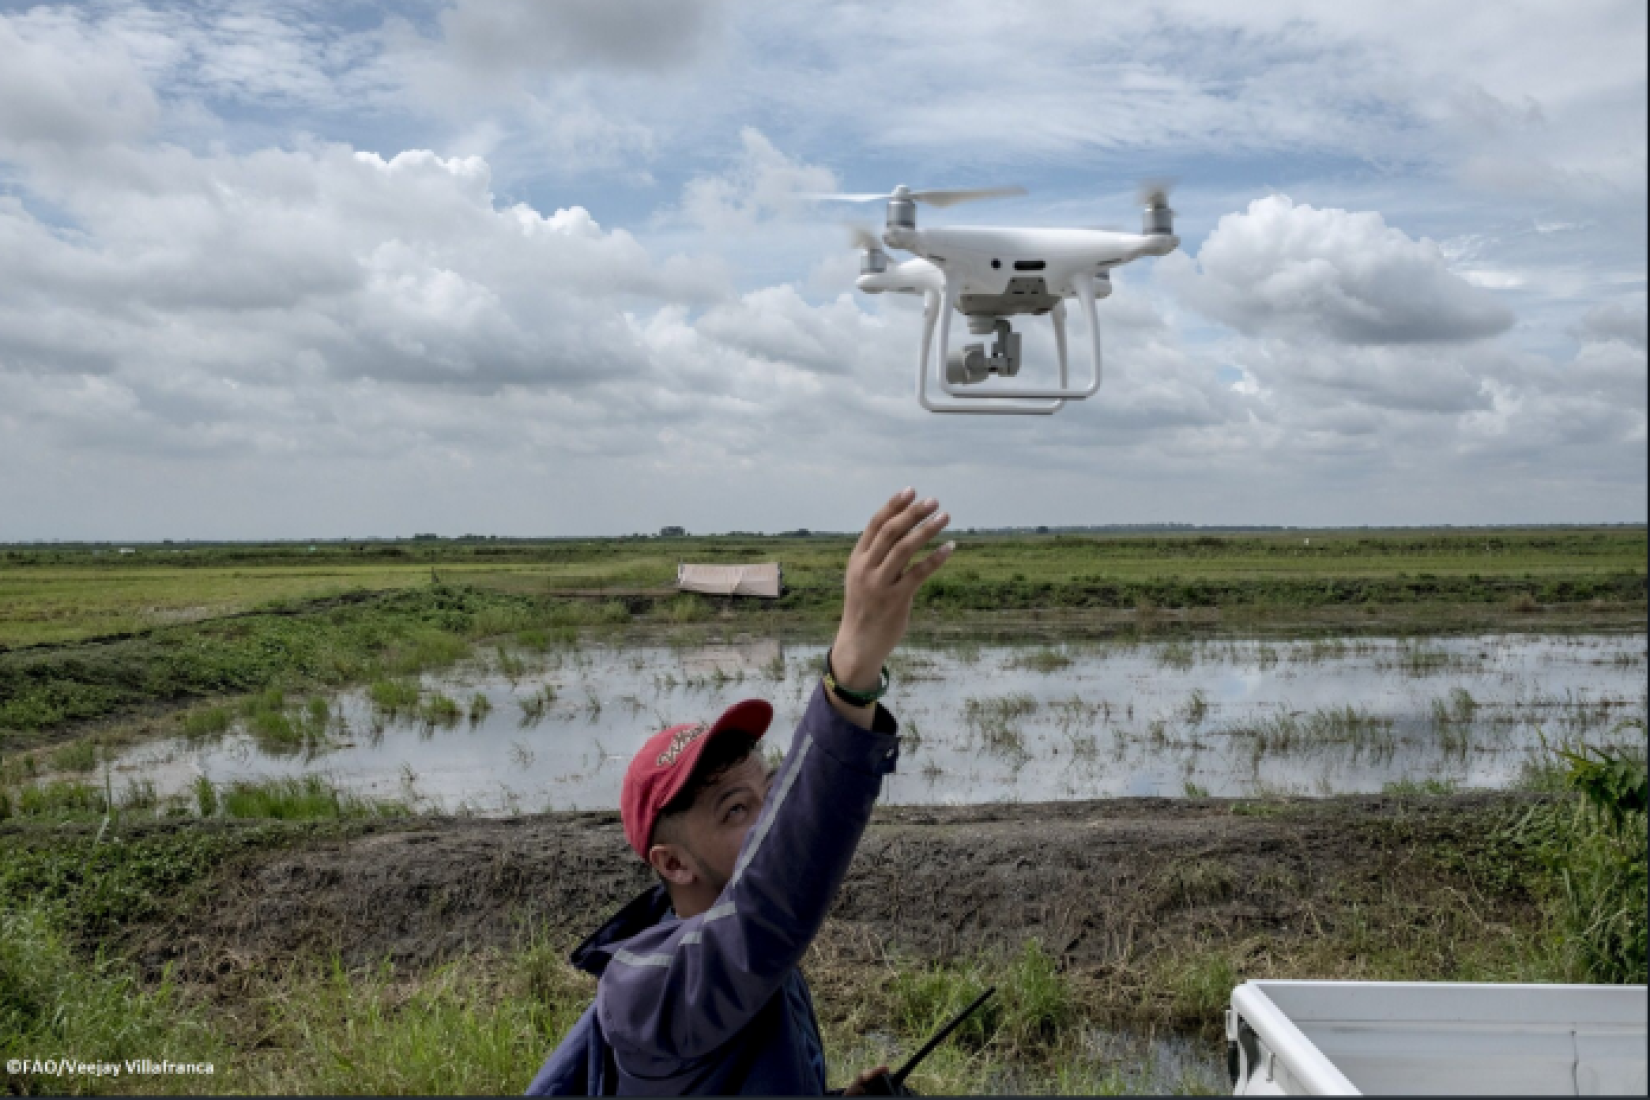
[0,0,1644,539]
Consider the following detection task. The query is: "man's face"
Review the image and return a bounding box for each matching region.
[650,751,773,899]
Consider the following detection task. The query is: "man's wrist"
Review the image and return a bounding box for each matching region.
[827,640,882,694]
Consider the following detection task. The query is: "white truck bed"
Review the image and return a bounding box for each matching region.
[1227,980,1648,1095]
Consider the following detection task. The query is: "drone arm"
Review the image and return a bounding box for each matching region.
[938,272,1102,400]
[917,288,1064,415]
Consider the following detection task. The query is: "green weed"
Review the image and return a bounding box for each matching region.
[49,739,97,773]
[220,776,401,821]
[182,705,233,738]
[369,679,421,712]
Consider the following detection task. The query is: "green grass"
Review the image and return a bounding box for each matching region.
[368,678,421,712]
[1230,705,1396,758]
[2,528,1643,748]
[218,776,403,821]
[1508,725,1648,983]
[420,693,462,726]
[5,778,107,819]
[1008,646,1074,672]
[181,705,232,738]
[0,767,1643,1095]
[1,528,1641,649]
[50,738,98,772]
[0,906,227,1091]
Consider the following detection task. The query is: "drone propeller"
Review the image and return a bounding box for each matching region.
[1137,177,1177,209]
[1136,178,1177,237]
[806,184,1027,208]
[845,222,884,252]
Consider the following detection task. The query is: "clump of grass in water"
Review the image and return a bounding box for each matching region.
[49,738,97,773]
[194,774,218,817]
[378,627,472,677]
[368,679,421,714]
[495,645,527,682]
[249,708,297,744]
[963,694,1038,757]
[1157,641,1195,671]
[1050,694,1105,732]
[120,778,159,811]
[1232,705,1395,760]
[1183,780,1210,798]
[468,692,492,723]
[5,779,108,819]
[240,686,286,719]
[421,693,463,727]
[220,775,404,820]
[1428,688,1480,759]
[1009,646,1073,673]
[183,704,234,738]
[1396,641,1459,676]
[1182,689,1209,725]
[517,684,557,725]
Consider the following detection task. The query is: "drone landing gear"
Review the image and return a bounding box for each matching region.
[916,291,1062,416]
[917,274,1104,415]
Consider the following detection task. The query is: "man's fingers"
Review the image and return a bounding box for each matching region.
[867,495,939,569]
[854,488,916,557]
[882,509,950,577]
[900,540,955,590]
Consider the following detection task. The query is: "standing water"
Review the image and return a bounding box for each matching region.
[108,632,1647,813]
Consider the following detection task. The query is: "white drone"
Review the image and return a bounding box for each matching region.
[814,183,1179,415]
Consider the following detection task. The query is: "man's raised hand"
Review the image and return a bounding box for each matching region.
[830,488,954,693]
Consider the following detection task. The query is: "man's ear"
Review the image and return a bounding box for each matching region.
[647,842,697,886]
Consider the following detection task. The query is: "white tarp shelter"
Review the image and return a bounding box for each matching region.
[676,563,783,599]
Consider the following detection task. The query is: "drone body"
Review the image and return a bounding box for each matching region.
[830,184,1179,415]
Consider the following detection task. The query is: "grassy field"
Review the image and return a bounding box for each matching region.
[3,527,1643,647]
[0,738,1643,1095]
[0,528,1643,1093]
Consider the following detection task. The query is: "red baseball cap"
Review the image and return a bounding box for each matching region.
[621,699,774,859]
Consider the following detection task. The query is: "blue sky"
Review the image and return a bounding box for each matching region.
[0,0,1644,538]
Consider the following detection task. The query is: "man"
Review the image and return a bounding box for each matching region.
[527,488,953,1096]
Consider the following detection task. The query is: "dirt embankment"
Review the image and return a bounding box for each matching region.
[130,793,1541,987]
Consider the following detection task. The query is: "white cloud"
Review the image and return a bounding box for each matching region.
[1162,195,1515,344]
[0,8,159,154]
[676,128,836,235]
[0,2,1642,536]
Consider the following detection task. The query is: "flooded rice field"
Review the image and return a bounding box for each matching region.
[109,632,1647,812]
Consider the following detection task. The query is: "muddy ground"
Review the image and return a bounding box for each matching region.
[127,793,1541,992]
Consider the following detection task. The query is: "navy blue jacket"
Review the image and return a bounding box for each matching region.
[526,683,901,1095]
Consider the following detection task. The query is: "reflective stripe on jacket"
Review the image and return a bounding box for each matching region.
[526,682,900,1095]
